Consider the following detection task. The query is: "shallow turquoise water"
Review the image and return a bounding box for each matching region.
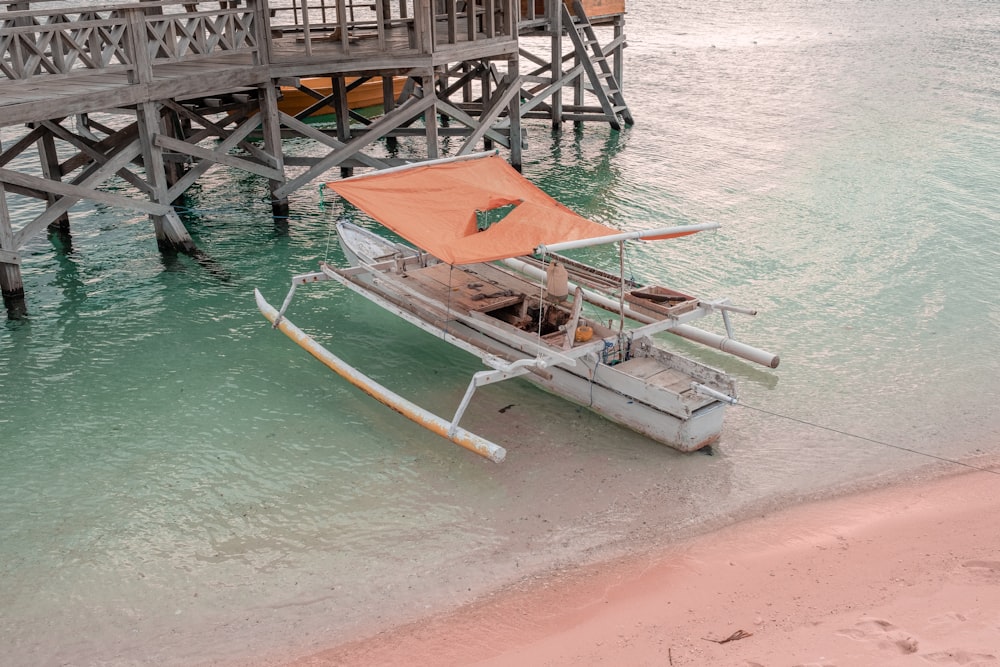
[1,1,998,664]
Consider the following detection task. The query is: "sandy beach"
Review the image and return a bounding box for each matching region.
[282,462,1000,667]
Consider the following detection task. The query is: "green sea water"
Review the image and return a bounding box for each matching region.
[1,1,998,664]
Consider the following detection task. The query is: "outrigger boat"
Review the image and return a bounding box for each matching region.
[255,152,778,462]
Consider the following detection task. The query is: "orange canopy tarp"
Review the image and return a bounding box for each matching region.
[325,154,618,265]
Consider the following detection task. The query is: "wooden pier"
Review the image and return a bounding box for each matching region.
[0,0,631,318]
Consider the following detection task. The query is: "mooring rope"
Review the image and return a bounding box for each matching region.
[737,402,1000,476]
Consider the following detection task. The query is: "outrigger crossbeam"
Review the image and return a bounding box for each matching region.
[255,286,507,463]
[449,358,549,438]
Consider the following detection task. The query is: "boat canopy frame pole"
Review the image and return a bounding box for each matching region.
[331,149,499,183]
[535,222,721,254]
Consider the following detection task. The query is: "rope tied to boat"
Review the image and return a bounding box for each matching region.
[735,402,1000,477]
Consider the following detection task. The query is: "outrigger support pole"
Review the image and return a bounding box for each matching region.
[272,270,330,325]
[448,358,547,438]
[535,222,721,254]
[255,288,507,463]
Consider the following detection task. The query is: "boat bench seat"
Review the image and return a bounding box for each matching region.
[403,263,525,314]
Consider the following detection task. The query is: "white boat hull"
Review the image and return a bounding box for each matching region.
[332,222,735,453]
[448,325,728,451]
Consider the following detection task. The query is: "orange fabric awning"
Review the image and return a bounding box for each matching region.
[325,154,618,265]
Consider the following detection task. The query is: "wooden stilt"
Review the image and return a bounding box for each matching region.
[257,82,289,218]
[36,128,71,237]
[507,55,523,171]
[382,75,399,151]
[0,183,26,319]
[333,77,354,179]
[162,108,187,192]
[480,66,494,151]
[550,0,564,131]
[136,101,195,254]
[422,74,439,159]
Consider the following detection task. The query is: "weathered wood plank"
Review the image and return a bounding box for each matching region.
[154,133,283,180]
[0,166,171,234]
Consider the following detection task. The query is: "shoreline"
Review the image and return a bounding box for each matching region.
[278,458,1000,667]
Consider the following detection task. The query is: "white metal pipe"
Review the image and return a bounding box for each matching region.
[692,382,738,405]
[255,288,507,463]
[331,149,499,182]
[499,258,780,368]
[701,299,758,316]
[670,324,780,369]
[535,222,720,254]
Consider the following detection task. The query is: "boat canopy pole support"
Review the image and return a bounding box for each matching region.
[273,271,330,325]
[448,358,546,438]
[335,149,499,182]
[536,222,721,254]
[255,289,506,463]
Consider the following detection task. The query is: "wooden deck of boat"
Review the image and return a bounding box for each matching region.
[613,357,696,395]
[401,262,529,315]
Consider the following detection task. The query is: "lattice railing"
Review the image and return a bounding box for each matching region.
[0,10,128,78]
[0,3,261,81]
[143,10,258,63]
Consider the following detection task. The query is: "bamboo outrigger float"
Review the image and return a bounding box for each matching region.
[255,152,778,461]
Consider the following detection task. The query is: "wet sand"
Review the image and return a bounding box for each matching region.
[280,461,1000,667]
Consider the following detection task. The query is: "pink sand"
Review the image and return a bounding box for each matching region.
[284,466,1000,666]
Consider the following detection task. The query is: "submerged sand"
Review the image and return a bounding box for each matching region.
[279,461,1000,666]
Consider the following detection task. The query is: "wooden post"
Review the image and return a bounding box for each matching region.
[480,65,493,150]
[257,82,289,218]
[613,14,624,91]
[253,0,275,67]
[124,7,195,252]
[550,0,563,131]
[422,74,439,159]
[162,109,187,192]
[507,55,522,170]
[136,101,196,253]
[36,127,72,239]
[333,76,353,178]
[414,0,432,53]
[382,75,399,151]
[0,182,27,319]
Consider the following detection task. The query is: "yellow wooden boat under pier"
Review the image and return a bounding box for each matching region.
[277,76,407,117]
